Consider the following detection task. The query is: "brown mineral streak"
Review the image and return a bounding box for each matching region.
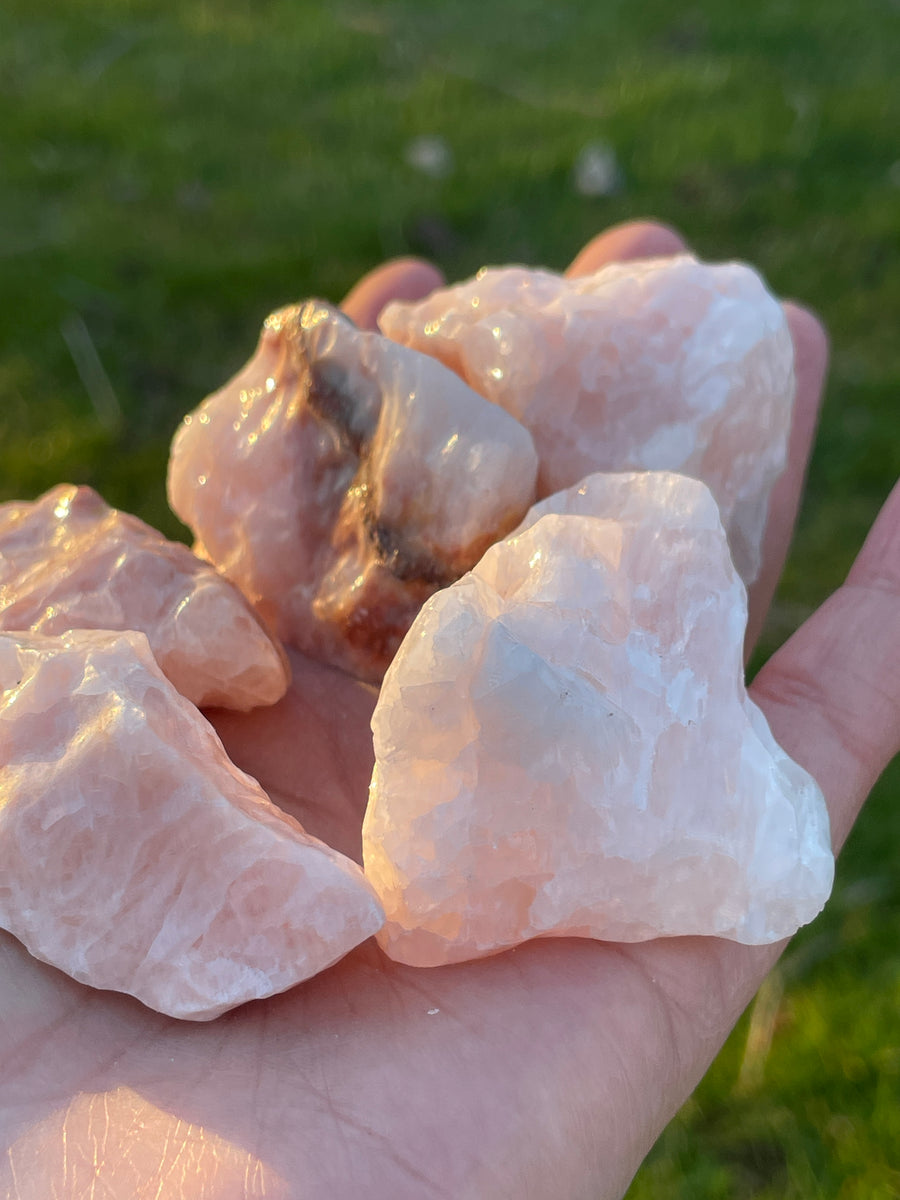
[169,297,538,682]
[306,360,373,455]
[312,491,430,673]
[332,579,435,671]
[304,332,457,590]
[364,511,456,587]
[321,464,526,675]
[297,308,464,658]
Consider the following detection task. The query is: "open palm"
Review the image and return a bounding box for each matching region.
[2,223,898,1200]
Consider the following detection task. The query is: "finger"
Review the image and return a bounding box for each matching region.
[565,219,687,277]
[745,303,829,652]
[341,258,445,331]
[750,478,900,850]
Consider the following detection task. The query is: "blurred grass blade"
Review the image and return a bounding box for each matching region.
[736,967,785,1095]
[60,313,122,435]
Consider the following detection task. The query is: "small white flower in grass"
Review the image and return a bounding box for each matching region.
[405,135,454,179]
[573,141,623,197]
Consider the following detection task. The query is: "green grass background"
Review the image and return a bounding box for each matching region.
[2,1,898,1194]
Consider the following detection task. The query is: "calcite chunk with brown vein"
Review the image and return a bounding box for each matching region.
[0,484,289,711]
[0,628,384,1020]
[379,256,795,583]
[363,472,833,967]
[168,301,538,682]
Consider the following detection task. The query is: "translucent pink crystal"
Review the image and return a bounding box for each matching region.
[363,472,833,966]
[168,301,538,682]
[0,484,289,711]
[0,629,383,1019]
[380,256,795,583]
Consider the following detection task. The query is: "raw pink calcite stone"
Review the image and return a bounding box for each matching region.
[168,300,538,682]
[379,256,795,583]
[0,484,289,711]
[0,628,384,1020]
[363,472,833,966]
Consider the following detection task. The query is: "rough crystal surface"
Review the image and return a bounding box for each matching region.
[363,472,833,966]
[0,484,289,711]
[380,256,795,582]
[0,628,384,1019]
[168,301,538,682]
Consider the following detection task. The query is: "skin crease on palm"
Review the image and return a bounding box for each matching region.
[2,223,899,1200]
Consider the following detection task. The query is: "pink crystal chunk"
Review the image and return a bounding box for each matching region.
[0,629,384,1019]
[0,484,289,711]
[363,472,833,966]
[168,301,538,682]
[380,256,795,582]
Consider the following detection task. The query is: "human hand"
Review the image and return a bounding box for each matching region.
[3,222,897,1200]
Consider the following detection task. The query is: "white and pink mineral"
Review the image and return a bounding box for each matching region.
[380,255,794,584]
[364,472,832,966]
[0,254,833,1020]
